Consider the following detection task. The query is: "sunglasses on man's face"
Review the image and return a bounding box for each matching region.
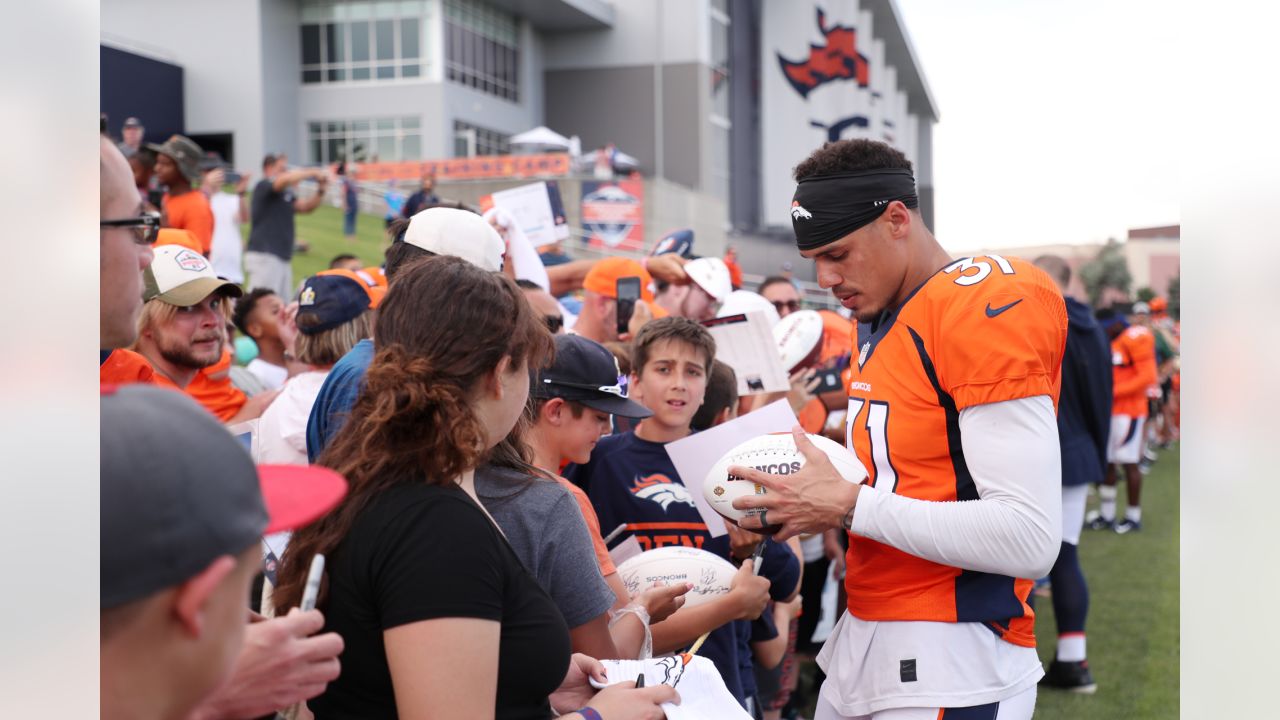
[772,299,801,314]
[545,315,564,333]
[100,211,162,245]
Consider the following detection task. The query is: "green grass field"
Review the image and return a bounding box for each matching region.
[796,446,1180,718]
[240,205,391,283]
[1032,445,1180,718]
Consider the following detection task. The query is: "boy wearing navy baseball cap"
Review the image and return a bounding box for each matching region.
[526,334,651,472]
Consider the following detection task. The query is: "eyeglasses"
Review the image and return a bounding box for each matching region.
[100,212,162,245]
[772,299,802,314]
[542,377,629,398]
[545,315,564,333]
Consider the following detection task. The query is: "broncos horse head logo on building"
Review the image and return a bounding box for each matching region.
[777,7,871,99]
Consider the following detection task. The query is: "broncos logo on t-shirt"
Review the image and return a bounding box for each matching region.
[631,474,696,511]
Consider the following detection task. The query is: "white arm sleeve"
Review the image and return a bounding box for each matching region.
[848,395,1062,579]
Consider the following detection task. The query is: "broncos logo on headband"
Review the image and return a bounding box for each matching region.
[777,7,871,99]
[632,474,696,511]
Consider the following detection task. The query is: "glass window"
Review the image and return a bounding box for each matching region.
[401,116,420,129]
[350,21,370,62]
[376,135,397,162]
[324,23,343,64]
[301,25,321,65]
[444,0,520,102]
[298,2,429,85]
[375,19,395,60]
[327,137,347,163]
[310,138,324,164]
[401,134,421,160]
[401,18,420,58]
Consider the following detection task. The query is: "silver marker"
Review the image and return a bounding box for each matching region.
[300,553,325,611]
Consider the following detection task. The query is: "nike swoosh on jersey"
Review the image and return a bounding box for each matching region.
[985,299,1023,318]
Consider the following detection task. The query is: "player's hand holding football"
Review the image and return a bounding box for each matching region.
[728,560,771,620]
[730,426,861,541]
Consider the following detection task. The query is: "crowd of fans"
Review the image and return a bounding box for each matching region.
[101,120,1178,719]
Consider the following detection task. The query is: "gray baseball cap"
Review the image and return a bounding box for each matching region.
[101,385,347,609]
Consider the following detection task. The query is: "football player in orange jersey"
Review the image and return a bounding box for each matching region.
[731,140,1067,720]
[1087,306,1159,534]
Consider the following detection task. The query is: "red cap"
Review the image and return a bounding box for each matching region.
[258,465,348,535]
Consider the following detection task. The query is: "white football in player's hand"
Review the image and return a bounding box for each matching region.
[703,432,868,533]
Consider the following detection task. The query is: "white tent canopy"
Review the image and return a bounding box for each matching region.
[511,126,571,149]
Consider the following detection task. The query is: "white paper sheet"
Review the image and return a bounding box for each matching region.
[701,312,790,396]
[663,400,800,537]
[589,656,752,720]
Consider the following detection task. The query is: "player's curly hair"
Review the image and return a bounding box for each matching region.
[792,138,914,181]
[272,255,554,613]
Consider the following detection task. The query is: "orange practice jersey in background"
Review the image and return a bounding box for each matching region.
[843,255,1067,648]
[1110,326,1157,418]
[798,310,856,433]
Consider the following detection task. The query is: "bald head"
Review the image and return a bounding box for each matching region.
[1033,254,1071,292]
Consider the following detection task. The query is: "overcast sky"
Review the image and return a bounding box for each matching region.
[895,0,1178,252]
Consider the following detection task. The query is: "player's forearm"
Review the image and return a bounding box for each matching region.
[849,396,1062,579]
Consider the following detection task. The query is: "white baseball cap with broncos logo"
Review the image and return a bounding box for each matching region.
[142,245,243,305]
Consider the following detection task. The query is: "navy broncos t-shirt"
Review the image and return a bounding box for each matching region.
[564,431,798,706]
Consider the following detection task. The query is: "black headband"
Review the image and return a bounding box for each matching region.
[790,168,919,250]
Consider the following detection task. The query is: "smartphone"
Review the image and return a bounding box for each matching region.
[814,366,844,394]
[616,276,642,336]
[300,553,326,611]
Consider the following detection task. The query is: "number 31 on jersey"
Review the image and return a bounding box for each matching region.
[846,398,898,493]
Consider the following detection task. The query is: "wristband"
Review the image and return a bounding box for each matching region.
[609,602,652,659]
[577,708,604,720]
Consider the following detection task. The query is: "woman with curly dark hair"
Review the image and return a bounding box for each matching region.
[272,255,675,720]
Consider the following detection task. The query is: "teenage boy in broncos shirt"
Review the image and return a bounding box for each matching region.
[565,317,800,710]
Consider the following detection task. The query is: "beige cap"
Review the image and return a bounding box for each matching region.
[143,245,243,306]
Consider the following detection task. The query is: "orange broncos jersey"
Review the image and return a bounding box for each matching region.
[843,255,1067,648]
[1110,326,1157,418]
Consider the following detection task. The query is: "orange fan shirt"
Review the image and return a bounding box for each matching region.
[555,476,617,577]
[185,349,248,422]
[100,349,156,385]
[1110,325,1157,418]
[842,255,1066,648]
[164,190,215,256]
